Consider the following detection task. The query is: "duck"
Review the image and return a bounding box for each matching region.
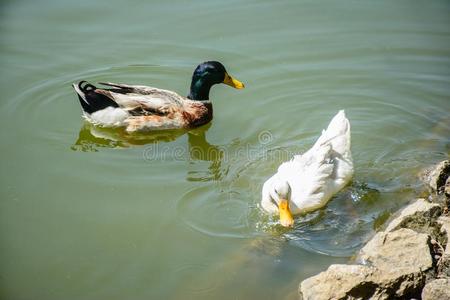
[72,61,244,132]
[261,110,353,227]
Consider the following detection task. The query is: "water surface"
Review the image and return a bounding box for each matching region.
[1,0,449,299]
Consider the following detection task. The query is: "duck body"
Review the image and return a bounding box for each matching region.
[73,81,213,132]
[261,110,353,226]
[72,61,244,132]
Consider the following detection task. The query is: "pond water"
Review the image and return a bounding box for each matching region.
[1,0,449,299]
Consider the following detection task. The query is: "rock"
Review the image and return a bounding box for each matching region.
[437,216,450,276]
[358,228,433,298]
[445,176,450,199]
[359,229,433,272]
[299,229,434,300]
[385,199,442,239]
[438,216,450,255]
[425,160,450,195]
[299,264,379,300]
[421,278,450,300]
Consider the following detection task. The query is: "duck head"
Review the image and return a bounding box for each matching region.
[270,180,294,228]
[187,61,244,101]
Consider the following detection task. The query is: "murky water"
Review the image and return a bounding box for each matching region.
[1,0,449,299]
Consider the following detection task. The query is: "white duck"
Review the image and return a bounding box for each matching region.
[261,110,353,227]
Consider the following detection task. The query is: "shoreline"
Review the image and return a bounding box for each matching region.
[299,159,450,300]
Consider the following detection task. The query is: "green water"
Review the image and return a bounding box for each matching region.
[1,0,449,299]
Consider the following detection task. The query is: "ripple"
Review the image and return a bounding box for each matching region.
[282,184,381,257]
[176,185,257,239]
[169,263,220,294]
[176,171,388,257]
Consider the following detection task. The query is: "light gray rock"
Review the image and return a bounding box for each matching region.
[437,216,450,277]
[299,264,379,300]
[385,198,441,233]
[425,160,450,194]
[299,229,433,300]
[421,278,450,300]
[445,176,450,198]
[358,228,433,298]
[438,216,450,256]
[359,228,433,272]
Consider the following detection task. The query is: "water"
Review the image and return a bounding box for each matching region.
[1,0,449,299]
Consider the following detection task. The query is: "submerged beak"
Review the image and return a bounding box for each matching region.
[223,72,245,89]
[278,199,294,228]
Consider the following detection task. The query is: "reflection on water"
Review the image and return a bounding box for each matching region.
[71,122,188,151]
[72,121,225,181]
[186,128,224,182]
[187,124,223,162]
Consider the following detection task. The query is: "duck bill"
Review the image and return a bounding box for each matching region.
[223,72,245,89]
[278,199,294,228]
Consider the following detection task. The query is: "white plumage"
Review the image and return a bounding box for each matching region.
[261,110,353,217]
[84,107,130,127]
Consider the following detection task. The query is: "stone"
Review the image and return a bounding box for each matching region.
[445,176,450,198]
[385,199,442,239]
[359,229,433,272]
[438,216,450,255]
[358,228,433,298]
[426,160,450,194]
[437,216,450,276]
[299,229,434,300]
[421,278,450,300]
[299,264,379,300]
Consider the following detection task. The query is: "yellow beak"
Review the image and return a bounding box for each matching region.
[278,199,294,228]
[223,72,245,89]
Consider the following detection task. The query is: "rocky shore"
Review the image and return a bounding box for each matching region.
[299,160,450,300]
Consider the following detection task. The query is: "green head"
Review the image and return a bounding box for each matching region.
[187,61,244,101]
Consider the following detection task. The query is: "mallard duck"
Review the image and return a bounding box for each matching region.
[72,61,244,132]
[261,110,353,227]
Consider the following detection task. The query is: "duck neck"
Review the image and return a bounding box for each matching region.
[187,78,212,101]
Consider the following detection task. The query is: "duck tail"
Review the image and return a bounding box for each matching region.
[72,81,118,114]
[315,110,351,156]
[72,81,97,114]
